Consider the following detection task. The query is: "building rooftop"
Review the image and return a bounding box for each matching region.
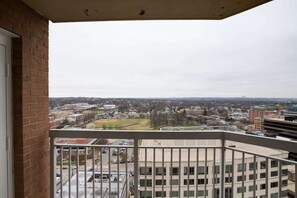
[57,171,127,198]
[139,133,287,163]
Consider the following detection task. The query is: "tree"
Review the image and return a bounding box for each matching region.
[62,117,69,125]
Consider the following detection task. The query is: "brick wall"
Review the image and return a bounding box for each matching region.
[0,0,49,197]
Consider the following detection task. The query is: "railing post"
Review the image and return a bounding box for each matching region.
[220,134,225,198]
[134,138,139,198]
[50,137,57,198]
[295,164,297,198]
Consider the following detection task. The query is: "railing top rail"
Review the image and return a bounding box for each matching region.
[54,144,134,148]
[226,147,297,165]
[49,129,224,139]
[49,129,297,153]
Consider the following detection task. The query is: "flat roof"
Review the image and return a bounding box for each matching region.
[139,139,287,163]
[57,171,127,197]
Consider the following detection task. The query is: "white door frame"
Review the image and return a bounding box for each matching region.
[0,28,18,198]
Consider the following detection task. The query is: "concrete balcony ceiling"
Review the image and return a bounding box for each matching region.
[22,0,271,23]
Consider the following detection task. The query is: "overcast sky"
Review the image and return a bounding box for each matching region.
[49,0,297,98]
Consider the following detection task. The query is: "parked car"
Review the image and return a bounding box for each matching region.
[102,148,108,154]
[112,149,118,155]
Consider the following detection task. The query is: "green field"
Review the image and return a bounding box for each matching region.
[89,118,151,130]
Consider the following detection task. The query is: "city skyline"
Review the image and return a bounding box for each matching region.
[49,0,297,98]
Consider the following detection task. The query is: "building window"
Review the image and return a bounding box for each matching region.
[197,166,208,175]
[270,182,278,188]
[184,167,195,175]
[271,193,278,198]
[213,165,220,174]
[155,191,166,197]
[213,178,220,184]
[282,180,288,187]
[282,169,288,176]
[171,191,179,197]
[170,179,179,185]
[260,161,267,169]
[271,171,278,177]
[197,179,208,185]
[281,190,287,197]
[249,174,257,180]
[184,179,195,185]
[249,162,258,171]
[260,172,266,179]
[140,179,152,187]
[225,177,232,183]
[155,180,166,185]
[155,167,166,175]
[140,191,152,198]
[260,184,266,190]
[249,185,257,192]
[197,190,208,197]
[140,167,152,175]
[171,167,179,175]
[225,188,232,198]
[225,165,233,173]
[271,160,278,168]
[214,189,220,198]
[237,175,246,182]
[237,163,246,172]
[237,187,246,193]
[183,191,194,197]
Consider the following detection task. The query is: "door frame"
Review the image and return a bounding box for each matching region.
[0,27,18,198]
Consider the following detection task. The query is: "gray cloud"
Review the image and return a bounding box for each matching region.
[49,0,297,98]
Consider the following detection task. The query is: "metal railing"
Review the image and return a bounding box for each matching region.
[50,129,297,198]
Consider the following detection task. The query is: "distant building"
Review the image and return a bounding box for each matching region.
[185,109,205,116]
[104,105,116,110]
[247,125,255,132]
[138,139,288,198]
[248,105,280,123]
[253,117,264,131]
[69,114,84,123]
[264,118,297,137]
[49,119,62,129]
[57,171,128,197]
[284,106,297,121]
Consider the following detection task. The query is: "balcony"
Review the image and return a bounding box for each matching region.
[50,130,297,198]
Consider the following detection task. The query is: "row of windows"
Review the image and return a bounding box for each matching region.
[140,190,285,198]
[139,163,286,176]
[236,170,281,181]
[140,179,210,186]
[140,178,288,187]
[238,160,279,172]
[237,180,287,193]
[140,190,208,198]
[140,167,210,175]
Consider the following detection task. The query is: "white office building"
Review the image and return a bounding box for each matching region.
[138,139,289,198]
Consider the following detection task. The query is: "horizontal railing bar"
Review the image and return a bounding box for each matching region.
[54,144,134,148]
[50,129,224,139]
[139,146,221,149]
[50,129,297,153]
[54,144,221,149]
[224,132,297,153]
[226,147,297,165]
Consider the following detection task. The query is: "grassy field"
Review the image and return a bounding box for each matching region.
[90,118,151,130]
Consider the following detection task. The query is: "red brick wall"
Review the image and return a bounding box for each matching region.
[0,0,49,197]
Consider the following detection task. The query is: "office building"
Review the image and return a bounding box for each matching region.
[138,139,288,198]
